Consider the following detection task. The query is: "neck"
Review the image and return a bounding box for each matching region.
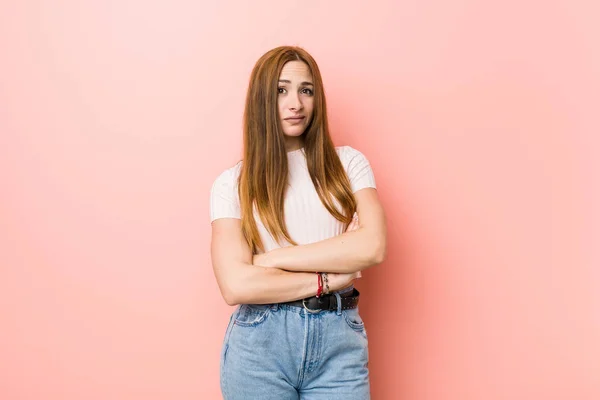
[284,136,304,152]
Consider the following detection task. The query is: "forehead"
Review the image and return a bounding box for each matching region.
[279,61,312,81]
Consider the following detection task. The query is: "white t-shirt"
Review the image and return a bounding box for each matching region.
[210,146,376,253]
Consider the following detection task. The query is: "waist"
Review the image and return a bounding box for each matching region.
[279,285,359,312]
[335,283,355,295]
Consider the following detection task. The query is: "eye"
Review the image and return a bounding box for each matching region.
[302,88,314,95]
[278,87,286,94]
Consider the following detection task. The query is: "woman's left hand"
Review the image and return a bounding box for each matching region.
[346,212,359,232]
[346,212,363,278]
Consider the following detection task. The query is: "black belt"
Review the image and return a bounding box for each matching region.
[282,288,360,313]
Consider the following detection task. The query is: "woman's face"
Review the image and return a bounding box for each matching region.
[277,61,315,140]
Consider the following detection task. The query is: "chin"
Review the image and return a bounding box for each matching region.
[283,128,306,137]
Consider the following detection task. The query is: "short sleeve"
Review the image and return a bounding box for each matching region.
[341,146,377,193]
[210,165,242,222]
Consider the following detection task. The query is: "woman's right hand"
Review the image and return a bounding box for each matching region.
[327,271,361,292]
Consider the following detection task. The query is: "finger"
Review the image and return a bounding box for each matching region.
[346,213,360,232]
[352,212,359,228]
[345,219,356,232]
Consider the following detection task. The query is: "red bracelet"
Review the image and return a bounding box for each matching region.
[316,272,323,298]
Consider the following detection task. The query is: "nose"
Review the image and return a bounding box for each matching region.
[287,92,303,111]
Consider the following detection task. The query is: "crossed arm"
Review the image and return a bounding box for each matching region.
[210,188,386,305]
[253,188,386,273]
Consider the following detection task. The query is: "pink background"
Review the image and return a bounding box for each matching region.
[1,1,599,399]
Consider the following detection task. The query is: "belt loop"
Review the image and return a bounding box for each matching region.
[334,292,342,315]
[270,303,279,312]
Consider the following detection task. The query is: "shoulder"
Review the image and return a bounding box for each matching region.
[210,161,243,221]
[211,161,243,190]
[334,145,376,192]
[335,145,371,167]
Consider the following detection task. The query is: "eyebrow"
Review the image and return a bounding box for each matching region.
[278,79,314,86]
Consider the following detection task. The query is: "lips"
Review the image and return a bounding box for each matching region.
[284,116,305,121]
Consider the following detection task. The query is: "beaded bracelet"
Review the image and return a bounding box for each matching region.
[321,272,330,295]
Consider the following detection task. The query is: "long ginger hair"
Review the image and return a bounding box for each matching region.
[239,46,356,253]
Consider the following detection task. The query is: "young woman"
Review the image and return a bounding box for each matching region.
[210,46,387,400]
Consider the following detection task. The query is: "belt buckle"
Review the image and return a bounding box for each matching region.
[302,297,322,314]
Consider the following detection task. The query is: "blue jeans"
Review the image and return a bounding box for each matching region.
[220,289,370,399]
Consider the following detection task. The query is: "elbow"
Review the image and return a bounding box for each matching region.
[217,262,260,306]
[370,237,387,265]
[220,280,243,306]
[223,292,239,306]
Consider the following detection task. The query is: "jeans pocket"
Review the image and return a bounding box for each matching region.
[342,308,367,334]
[233,304,272,327]
[221,311,237,363]
[220,311,237,397]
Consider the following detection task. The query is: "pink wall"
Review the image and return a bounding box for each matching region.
[1,1,598,399]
